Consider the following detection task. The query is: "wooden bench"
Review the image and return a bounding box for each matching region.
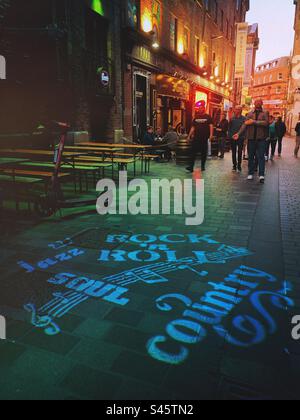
[0,175,44,211]
[3,169,71,193]
[141,154,161,173]
[3,169,70,179]
[75,155,140,176]
[104,157,140,176]
[19,161,107,192]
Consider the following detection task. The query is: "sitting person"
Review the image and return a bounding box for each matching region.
[162,126,179,161]
[142,126,155,146]
[163,125,179,145]
[154,128,163,144]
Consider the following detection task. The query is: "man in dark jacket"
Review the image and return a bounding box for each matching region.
[216,112,229,159]
[187,101,214,172]
[229,106,246,172]
[142,126,155,146]
[275,117,287,157]
[233,99,269,184]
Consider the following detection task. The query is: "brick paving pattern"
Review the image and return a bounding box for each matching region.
[0,137,299,400]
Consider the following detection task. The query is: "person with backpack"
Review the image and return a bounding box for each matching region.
[275,117,287,157]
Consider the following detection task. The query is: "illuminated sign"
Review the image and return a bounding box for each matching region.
[147,269,293,365]
[196,92,208,105]
[235,23,248,78]
[101,70,110,87]
[89,0,104,16]
[97,67,110,87]
[23,233,252,335]
[18,248,85,273]
[20,229,294,371]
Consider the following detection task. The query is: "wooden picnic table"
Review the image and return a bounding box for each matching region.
[64,146,124,153]
[77,142,177,150]
[0,157,30,166]
[0,158,30,178]
[77,142,153,150]
[0,149,83,159]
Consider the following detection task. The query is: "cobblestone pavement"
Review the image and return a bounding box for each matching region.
[0,137,300,400]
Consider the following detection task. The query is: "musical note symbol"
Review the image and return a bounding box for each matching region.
[52,292,72,304]
[24,303,61,336]
[139,268,170,284]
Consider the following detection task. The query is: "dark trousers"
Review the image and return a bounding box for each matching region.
[265,138,271,157]
[190,140,208,169]
[265,138,277,158]
[248,139,266,177]
[231,139,244,168]
[218,137,226,157]
[270,138,278,157]
[278,137,283,155]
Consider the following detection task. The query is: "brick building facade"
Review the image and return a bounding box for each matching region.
[122,0,249,141]
[0,0,123,141]
[250,56,290,119]
[0,0,250,143]
[287,0,300,133]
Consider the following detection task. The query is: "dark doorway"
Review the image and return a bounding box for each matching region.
[135,74,147,141]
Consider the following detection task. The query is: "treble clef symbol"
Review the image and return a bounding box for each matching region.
[24,303,61,336]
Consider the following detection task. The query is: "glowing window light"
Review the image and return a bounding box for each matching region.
[199,55,205,68]
[142,11,153,33]
[214,66,219,77]
[91,0,104,16]
[196,91,208,104]
[178,40,184,55]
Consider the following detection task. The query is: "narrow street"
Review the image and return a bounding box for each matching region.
[0,138,299,400]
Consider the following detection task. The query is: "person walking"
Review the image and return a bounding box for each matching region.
[187,101,214,172]
[275,117,287,157]
[229,106,246,172]
[216,113,229,159]
[266,116,277,161]
[233,99,269,184]
[295,119,300,158]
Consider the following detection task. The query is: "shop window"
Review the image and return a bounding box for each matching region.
[183,27,190,55]
[127,0,138,28]
[140,0,162,38]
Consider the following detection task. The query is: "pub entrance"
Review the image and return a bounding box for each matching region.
[133,71,151,142]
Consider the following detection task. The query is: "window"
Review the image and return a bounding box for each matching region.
[278,73,283,80]
[220,10,224,32]
[195,36,200,66]
[183,27,190,55]
[170,15,178,51]
[201,43,208,68]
